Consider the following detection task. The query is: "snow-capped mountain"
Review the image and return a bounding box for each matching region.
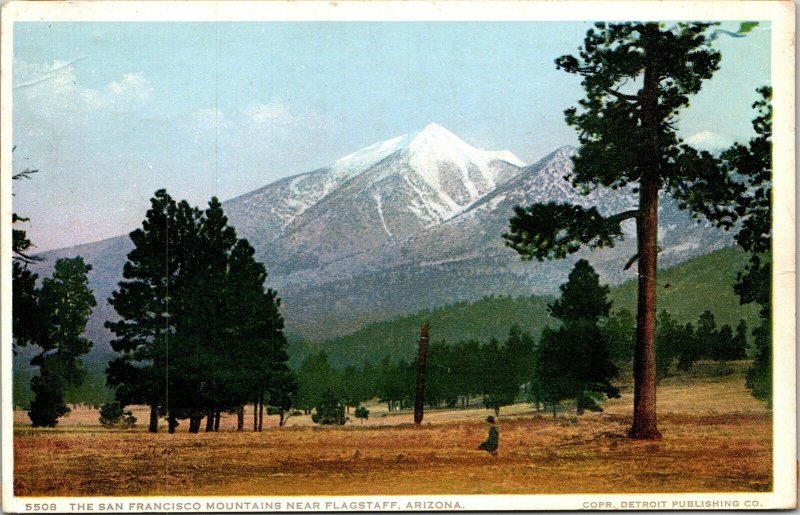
[32,124,735,350]
[224,123,525,272]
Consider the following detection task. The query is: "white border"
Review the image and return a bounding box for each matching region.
[0,1,795,512]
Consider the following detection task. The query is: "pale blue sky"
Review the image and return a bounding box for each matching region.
[12,21,771,251]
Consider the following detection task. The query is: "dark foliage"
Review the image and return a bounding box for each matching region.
[311,390,346,425]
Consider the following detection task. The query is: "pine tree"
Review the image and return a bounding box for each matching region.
[11,162,43,355]
[674,322,700,371]
[721,87,772,404]
[654,310,679,381]
[504,23,750,438]
[354,406,369,425]
[106,190,183,432]
[107,191,292,433]
[746,322,771,406]
[603,309,635,365]
[733,320,749,360]
[28,258,96,427]
[311,390,346,425]
[481,336,520,417]
[695,310,718,359]
[534,260,619,416]
[504,325,537,396]
[549,260,612,323]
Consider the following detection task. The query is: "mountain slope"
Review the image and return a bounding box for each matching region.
[307,246,759,368]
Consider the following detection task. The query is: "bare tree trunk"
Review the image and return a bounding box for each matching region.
[253,401,258,432]
[205,411,214,432]
[629,66,662,440]
[414,322,430,425]
[237,406,244,431]
[279,411,285,427]
[148,404,158,433]
[214,410,221,432]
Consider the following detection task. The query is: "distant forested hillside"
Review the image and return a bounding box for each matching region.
[304,247,760,367]
[610,246,759,329]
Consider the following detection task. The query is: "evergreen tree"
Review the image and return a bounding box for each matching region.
[107,191,292,433]
[354,406,369,425]
[505,325,537,396]
[721,87,772,404]
[674,322,700,371]
[504,23,750,438]
[695,311,718,359]
[99,402,137,429]
[480,337,518,416]
[603,309,635,365]
[311,390,346,425]
[11,162,43,355]
[746,321,771,406]
[534,260,619,416]
[549,260,612,323]
[29,258,96,427]
[295,352,339,414]
[106,190,183,432]
[654,310,679,381]
[734,320,749,359]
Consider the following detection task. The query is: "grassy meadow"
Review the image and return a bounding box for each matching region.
[13,362,771,497]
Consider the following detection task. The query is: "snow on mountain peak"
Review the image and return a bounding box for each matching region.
[408,122,525,168]
[331,134,407,182]
[403,123,526,208]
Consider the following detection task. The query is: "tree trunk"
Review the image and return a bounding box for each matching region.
[414,322,430,425]
[258,392,264,432]
[189,416,200,433]
[205,411,214,432]
[237,406,244,431]
[279,411,285,427]
[552,404,556,419]
[629,66,662,440]
[214,410,221,432]
[253,401,258,432]
[168,413,178,434]
[148,404,158,433]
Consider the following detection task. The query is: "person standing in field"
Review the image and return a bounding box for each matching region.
[478,416,499,455]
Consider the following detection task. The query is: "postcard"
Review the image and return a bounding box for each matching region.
[1,1,796,512]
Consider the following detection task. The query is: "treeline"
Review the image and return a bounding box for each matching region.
[293,325,536,416]
[656,311,748,379]
[291,260,760,421]
[313,295,554,368]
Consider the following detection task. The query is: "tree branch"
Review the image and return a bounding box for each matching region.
[602,87,639,102]
[607,209,639,224]
[504,203,638,261]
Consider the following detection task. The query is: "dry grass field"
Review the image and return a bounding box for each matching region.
[13,363,771,496]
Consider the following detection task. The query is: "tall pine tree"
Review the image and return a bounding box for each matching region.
[106,190,183,432]
[505,23,750,438]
